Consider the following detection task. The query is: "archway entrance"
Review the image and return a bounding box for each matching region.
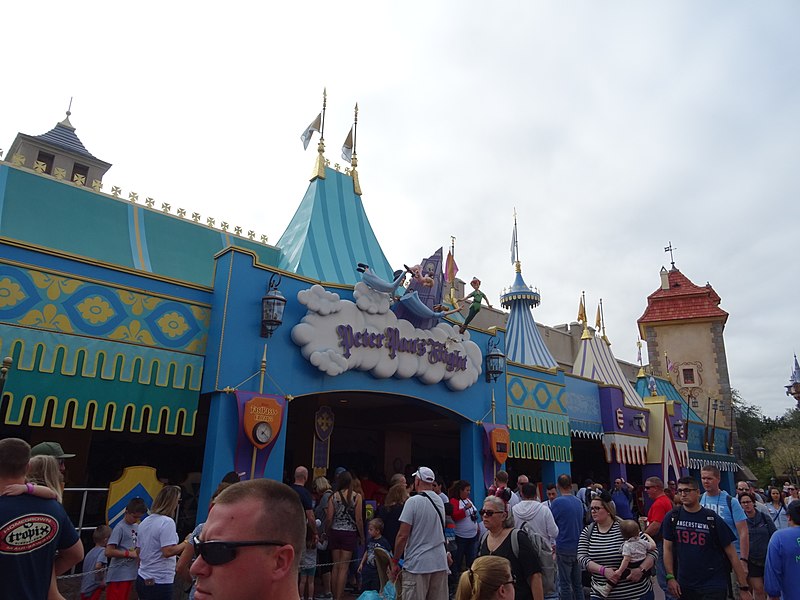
[285,391,462,492]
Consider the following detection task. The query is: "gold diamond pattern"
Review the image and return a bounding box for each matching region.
[33,161,47,174]
[54,168,66,180]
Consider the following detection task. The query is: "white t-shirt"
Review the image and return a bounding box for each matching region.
[398,491,448,574]
[136,514,179,584]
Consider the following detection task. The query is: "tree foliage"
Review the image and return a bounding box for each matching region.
[732,389,800,486]
[763,427,800,484]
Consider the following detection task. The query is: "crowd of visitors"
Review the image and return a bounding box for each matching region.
[2,437,799,600]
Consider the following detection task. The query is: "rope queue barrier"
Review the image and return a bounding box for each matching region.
[57,557,361,580]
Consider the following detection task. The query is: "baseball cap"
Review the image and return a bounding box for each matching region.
[413,466,435,483]
[30,442,75,459]
[334,466,347,476]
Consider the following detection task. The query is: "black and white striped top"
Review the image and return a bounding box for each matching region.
[577,520,656,600]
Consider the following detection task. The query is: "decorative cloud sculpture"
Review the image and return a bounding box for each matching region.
[291,283,482,391]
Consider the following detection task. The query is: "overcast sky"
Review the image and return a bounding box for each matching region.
[2,2,798,417]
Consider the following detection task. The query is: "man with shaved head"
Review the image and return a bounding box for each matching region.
[190,478,306,600]
[291,465,317,545]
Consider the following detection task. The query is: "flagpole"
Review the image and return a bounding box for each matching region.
[600,298,609,344]
[350,103,362,195]
[321,88,327,141]
[513,209,521,274]
[312,88,327,180]
[448,235,457,305]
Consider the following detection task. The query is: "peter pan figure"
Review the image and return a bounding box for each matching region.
[458,277,492,334]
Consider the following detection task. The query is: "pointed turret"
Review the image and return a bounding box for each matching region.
[500,216,556,368]
[786,354,800,408]
[4,109,111,186]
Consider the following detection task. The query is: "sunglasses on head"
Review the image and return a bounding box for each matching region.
[479,509,504,517]
[192,536,288,566]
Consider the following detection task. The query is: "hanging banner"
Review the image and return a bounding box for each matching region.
[313,406,335,474]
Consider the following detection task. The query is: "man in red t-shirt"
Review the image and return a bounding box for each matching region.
[645,477,676,600]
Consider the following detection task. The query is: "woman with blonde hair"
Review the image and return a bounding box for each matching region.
[136,485,188,599]
[456,555,516,600]
[377,482,409,550]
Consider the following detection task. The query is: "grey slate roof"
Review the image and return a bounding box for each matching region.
[32,116,97,159]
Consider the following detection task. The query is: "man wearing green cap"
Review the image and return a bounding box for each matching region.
[30,441,75,475]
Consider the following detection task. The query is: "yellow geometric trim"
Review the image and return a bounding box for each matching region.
[2,393,196,436]
[0,254,212,308]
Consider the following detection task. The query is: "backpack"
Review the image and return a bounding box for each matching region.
[480,526,557,595]
[315,489,332,522]
[519,522,557,595]
[668,506,731,576]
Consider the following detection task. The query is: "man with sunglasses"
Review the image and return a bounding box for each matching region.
[663,477,752,600]
[189,478,306,600]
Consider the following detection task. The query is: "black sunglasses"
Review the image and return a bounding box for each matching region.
[479,509,504,517]
[193,536,288,566]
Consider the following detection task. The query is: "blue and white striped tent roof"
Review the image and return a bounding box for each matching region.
[572,334,645,408]
[500,269,557,369]
[277,167,394,285]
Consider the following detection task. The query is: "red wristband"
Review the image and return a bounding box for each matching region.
[124,550,130,558]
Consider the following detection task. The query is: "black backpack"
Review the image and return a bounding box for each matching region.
[668,506,731,576]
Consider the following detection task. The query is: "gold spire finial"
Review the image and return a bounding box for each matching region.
[579,291,591,339]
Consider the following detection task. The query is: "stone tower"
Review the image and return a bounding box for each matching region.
[638,264,737,450]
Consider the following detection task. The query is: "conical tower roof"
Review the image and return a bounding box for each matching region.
[32,112,99,159]
[500,264,557,369]
[573,334,645,408]
[277,166,393,285]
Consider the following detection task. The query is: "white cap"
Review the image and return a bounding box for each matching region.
[413,466,435,483]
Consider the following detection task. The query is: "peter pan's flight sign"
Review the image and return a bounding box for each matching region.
[337,324,469,371]
[291,283,482,390]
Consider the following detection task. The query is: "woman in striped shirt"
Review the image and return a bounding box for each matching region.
[577,492,657,600]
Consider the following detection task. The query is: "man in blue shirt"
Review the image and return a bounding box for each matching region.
[611,477,635,519]
[700,465,749,599]
[550,474,585,600]
[0,438,83,600]
[764,500,800,600]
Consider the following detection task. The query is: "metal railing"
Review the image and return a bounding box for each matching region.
[63,487,108,574]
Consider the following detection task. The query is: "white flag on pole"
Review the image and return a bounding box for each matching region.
[510,223,518,264]
[341,127,353,163]
[300,114,322,150]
